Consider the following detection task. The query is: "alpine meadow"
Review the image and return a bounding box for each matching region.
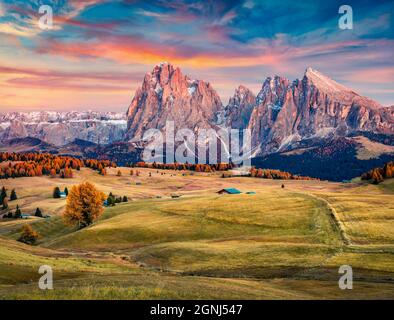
[0,0,393,302]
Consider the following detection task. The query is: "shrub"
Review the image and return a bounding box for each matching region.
[18,225,39,245]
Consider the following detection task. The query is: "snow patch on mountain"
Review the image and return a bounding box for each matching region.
[188,86,196,95]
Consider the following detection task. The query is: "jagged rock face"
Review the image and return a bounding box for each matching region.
[246,68,394,155]
[3,120,28,140]
[247,76,291,153]
[126,62,223,140]
[223,85,256,130]
[0,112,127,146]
[126,64,392,157]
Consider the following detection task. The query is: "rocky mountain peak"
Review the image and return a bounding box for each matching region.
[231,85,255,104]
[256,75,289,106]
[302,67,383,110]
[126,63,223,140]
[304,67,353,95]
[221,85,256,129]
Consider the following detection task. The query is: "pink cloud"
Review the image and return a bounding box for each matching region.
[339,67,394,84]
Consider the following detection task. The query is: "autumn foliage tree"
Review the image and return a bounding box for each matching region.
[18,224,39,245]
[63,182,105,229]
[361,161,394,184]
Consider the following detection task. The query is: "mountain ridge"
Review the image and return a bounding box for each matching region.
[0,111,127,146]
[124,63,392,156]
[0,62,393,181]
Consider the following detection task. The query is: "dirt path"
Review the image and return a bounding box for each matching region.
[306,192,352,246]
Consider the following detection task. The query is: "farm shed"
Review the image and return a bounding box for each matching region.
[217,188,241,194]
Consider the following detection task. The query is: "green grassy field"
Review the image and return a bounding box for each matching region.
[0,168,393,299]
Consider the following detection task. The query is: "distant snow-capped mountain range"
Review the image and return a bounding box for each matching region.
[0,111,127,146]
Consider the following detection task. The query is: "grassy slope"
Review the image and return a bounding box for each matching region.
[313,180,394,245]
[0,170,393,299]
[47,192,342,250]
[1,237,393,300]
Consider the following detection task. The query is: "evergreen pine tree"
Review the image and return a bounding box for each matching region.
[10,189,17,201]
[2,197,8,210]
[15,205,22,218]
[53,187,61,198]
[35,207,43,217]
[0,186,6,205]
[107,194,115,206]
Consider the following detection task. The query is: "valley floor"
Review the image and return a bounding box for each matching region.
[0,168,393,299]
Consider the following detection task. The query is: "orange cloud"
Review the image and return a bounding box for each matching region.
[37,39,279,68]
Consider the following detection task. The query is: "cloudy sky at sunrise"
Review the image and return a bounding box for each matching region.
[0,0,393,112]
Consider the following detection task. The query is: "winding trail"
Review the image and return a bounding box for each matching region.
[306,192,352,246]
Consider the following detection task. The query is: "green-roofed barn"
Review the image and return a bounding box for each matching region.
[217,188,241,195]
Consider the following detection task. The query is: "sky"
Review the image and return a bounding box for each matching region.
[0,0,393,112]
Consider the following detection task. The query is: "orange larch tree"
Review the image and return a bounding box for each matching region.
[63,181,106,228]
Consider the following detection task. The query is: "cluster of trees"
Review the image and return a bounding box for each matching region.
[0,152,83,179]
[3,204,22,219]
[84,159,116,176]
[129,169,140,176]
[106,192,128,206]
[361,161,394,184]
[132,161,234,172]
[2,203,44,219]
[0,187,18,210]
[249,168,317,180]
[12,180,110,244]
[0,152,117,179]
[53,187,68,198]
[1,186,46,220]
